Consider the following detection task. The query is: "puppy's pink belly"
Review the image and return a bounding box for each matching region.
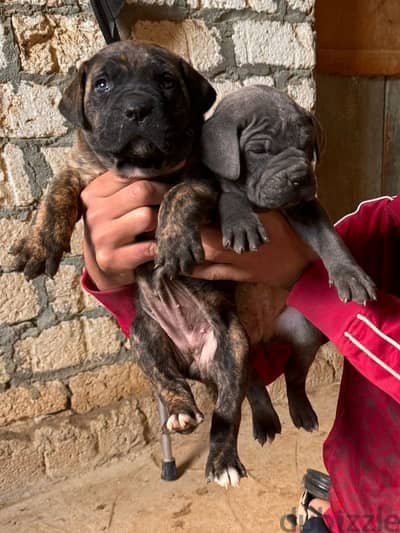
[141,279,217,376]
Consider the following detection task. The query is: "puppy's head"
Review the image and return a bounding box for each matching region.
[202,85,323,208]
[59,40,216,176]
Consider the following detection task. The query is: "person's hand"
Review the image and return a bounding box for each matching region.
[81,171,170,290]
[82,171,316,292]
[193,210,317,289]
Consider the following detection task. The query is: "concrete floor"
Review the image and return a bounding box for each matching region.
[0,383,340,533]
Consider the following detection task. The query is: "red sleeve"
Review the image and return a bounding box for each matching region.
[287,195,400,405]
[81,269,136,337]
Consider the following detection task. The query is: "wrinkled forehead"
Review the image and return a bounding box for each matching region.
[86,42,180,82]
[216,87,281,126]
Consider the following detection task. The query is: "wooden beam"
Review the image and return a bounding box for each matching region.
[316,0,400,76]
[315,74,384,221]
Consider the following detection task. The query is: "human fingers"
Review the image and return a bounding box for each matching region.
[106,180,170,218]
[81,171,134,199]
[81,175,170,219]
[87,206,159,250]
[94,240,157,275]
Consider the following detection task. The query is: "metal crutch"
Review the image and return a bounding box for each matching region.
[158,396,178,480]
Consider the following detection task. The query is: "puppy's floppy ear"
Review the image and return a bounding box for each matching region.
[58,61,89,129]
[201,113,241,180]
[180,59,216,115]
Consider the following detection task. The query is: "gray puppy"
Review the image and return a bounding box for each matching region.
[201,85,376,304]
[200,85,377,435]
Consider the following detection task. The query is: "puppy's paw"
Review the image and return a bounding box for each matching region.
[328,264,377,304]
[252,408,282,446]
[288,395,319,432]
[206,449,247,488]
[166,410,204,434]
[222,212,269,254]
[10,231,69,280]
[154,231,204,282]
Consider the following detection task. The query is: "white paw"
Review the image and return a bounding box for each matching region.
[214,467,241,489]
[166,412,203,432]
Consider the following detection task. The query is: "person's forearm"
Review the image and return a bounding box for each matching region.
[288,259,400,406]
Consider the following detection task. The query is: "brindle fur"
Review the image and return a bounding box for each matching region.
[11,41,280,487]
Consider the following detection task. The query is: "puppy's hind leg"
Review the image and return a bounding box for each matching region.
[247,373,282,446]
[274,307,326,432]
[131,311,204,435]
[205,312,249,488]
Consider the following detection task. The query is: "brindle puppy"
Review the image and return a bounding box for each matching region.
[11,40,260,488]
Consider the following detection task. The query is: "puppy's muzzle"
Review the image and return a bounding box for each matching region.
[123,94,154,123]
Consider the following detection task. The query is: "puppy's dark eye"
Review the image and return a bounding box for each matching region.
[160,74,176,90]
[248,144,265,154]
[94,78,112,94]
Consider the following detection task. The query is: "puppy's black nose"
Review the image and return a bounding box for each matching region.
[124,97,153,122]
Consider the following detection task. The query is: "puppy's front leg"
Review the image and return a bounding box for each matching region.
[283,199,377,304]
[154,178,217,282]
[219,188,269,253]
[11,169,83,279]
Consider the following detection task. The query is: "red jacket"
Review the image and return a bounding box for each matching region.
[82,195,400,531]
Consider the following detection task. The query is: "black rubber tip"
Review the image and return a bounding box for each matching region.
[303,469,331,501]
[161,459,178,481]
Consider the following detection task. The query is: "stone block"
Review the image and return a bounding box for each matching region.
[88,399,149,459]
[127,0,175,4]
[187,0,277,9]
[14,320,86,373]
[0,273,40,325]
[46,264,83,315]
[70,218,84,256]
[4,0,79,4]
[188,0,245,8]
[69,362,150,414]
[0,437,44,496]
[46,262,102,313]
[133,20,222,73]
[39,421,98,479]
[243,75,274,87]
[287,0,314,13]
[12,14,104,75]
[0,218,28,269]
[41,146,71,176]
[14,315,122,374]
[288,76,315,110]
[0,82,67,138]
[0,353,10,385]
[81,316,123,360]
[0,21,7,70]
[247,0,278,13]
[232,21,315,68]
[0,381,68,426]
[1,143,33,207]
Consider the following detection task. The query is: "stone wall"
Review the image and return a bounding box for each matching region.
[0,0,340,503]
